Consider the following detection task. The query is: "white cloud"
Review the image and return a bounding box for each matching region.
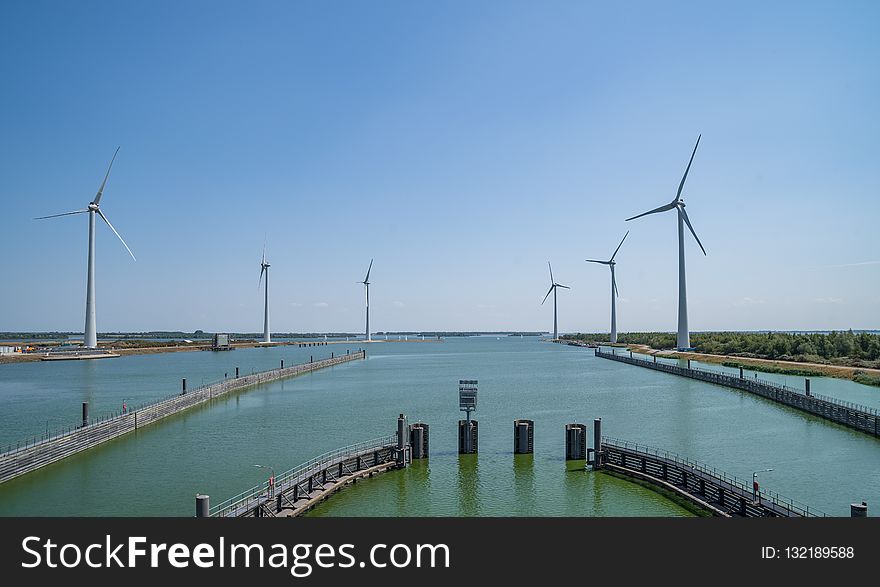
[313,302,329,308]
[393,301,405,307]
[733,297,766,306]
[813,297,844,304]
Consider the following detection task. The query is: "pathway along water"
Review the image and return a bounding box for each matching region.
[0,337,876,516]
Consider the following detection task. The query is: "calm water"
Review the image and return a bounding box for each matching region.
[0,337,877,516]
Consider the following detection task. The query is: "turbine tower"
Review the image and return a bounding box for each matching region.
[258,246,271,343]
[360,259,373,342]
[541,262,570,340]
[585,231,629,344]
[626,135,706,350]
[35,147,135,349]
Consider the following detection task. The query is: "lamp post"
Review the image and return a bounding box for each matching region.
[753,468,774,502]
[254,464,276,498]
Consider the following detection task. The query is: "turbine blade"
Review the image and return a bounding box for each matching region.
[548,262,554,285]
[557,284,570,289]
[675,135,701,201]
[585,259,610,265]
[96,209,136,260]
[610,230,629,262]
[541,285,554,305]
[679,207,707,256]
[93,147,120,205]
[259,265,265,289]
[34,209,89,220]
[625,202,676,222]
[613,272,619,297]
[364,258,373,283]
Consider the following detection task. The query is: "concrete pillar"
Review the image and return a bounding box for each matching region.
[410,423,429,459]
[593,418,602,468]
[565,423,587,460]
[805,379,811,396]
[182,378,187,393]
[514,419,534,454]
[82,402,89,428]
[851,502,868,517]
[195,494,210,517]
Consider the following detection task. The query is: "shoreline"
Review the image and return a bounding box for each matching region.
[622,344,880,387]
[0,338,434,365]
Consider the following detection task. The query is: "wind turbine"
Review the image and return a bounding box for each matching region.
[541,262,570,340]
[359,259,373,342]
[35,147,135,349]
[625,135,706,350]
[585,231,629,344]
[258,246,271,343]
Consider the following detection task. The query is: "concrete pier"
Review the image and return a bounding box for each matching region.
[514,419,534,454]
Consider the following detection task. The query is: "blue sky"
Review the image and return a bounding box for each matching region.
[1,0,878,334]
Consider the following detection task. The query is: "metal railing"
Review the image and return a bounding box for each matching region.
[597,349,880,418]
[0,351,365,458]
[210,434,397,517]
[602,436,826,517]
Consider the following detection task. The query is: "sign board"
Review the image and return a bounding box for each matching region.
[459,380,478,411]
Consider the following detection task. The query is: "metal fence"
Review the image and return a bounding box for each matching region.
[210,434,397,517]
[602,436,826,517]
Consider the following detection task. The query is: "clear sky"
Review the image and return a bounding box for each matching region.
[1,0,878,334]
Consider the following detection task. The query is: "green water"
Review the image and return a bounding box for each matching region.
[0,337,877,516]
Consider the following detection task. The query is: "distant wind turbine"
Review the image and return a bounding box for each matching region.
[360,259,373,342]
[35,147,135,349]
[585,231,629,344]
[625,135,707,350]
[541,262,570,340]
[258,245,271,343]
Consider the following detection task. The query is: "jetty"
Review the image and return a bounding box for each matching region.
[0,350,366,484]
[595,348,879,437]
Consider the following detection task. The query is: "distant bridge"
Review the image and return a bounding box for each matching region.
[596,349,879,437]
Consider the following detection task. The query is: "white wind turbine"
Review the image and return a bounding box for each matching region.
[258,246,271,343]
[585,230,629,344]
[35,148,135,349]
[359,259,373,342]
[625,135,706,350]
[541,262,570,341]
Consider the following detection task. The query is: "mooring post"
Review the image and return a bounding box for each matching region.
[630,350,633,358]
[235,367,239,378]
[396,413,408,466]
[410,423,429,459]
[310,355,313,363]
[687,359,691,369]
[851,502,868,517]
[82,402,89,428]
[593,418,602,468]
[565,423,587,460]
[653,355,657,363]
[739,367,744,379]
[182,378,187,393]
[805,379,811,396]
[514,419,534,454]
[195,494,210,517]
[281,359,284,369]
[332,352,334,358]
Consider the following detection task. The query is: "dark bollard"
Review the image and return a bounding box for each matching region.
[410,423,429,459]
[82,402,89,428]
[281,360,284,369]
[630,350,633,358]
[331,352,334,358]
[182,378,187,393]
[514,419,534,454]
[593,418,602,468]
[310,355,313,363]
[805,379,811,396]
[235,367,239,378]
[739,367,744,379]
[396,414,409,466]
[653,355,657,363]
[565,423,587,460]
[851,502,867,517]
[195,494,210,517]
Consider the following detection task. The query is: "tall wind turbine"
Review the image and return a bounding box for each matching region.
[626,135,706,350]
[360,259,373,342]
[585,231,629,344]
[541,262,570,340]
[35,147,135,349]
[258,246,271,343]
